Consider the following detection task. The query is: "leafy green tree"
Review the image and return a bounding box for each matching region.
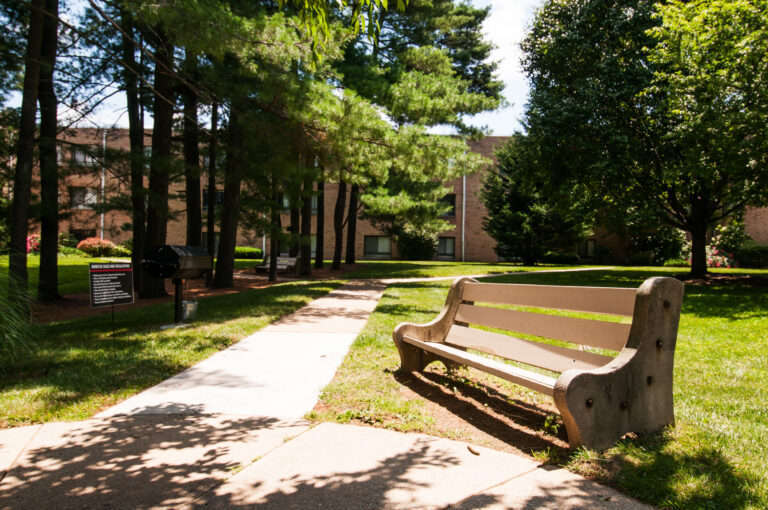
[645,0,768,275]
[521,0,768,277]
[329,0,501,260]
[481,134,588,265]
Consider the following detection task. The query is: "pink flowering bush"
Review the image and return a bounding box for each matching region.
[26,234,40,253]
[76,237,117,257]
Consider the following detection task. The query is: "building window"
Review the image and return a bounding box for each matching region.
[438,237,456,259]
[440,194,456,217]
[202,188,225,208]
[70,228,96,242]
[71,146,97,166]
[364,236,391,258]
[70,187,98,209]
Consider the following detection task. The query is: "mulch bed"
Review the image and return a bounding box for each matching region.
[31,264,357,324]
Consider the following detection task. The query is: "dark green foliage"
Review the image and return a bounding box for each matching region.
[395,230,436,260]
[481,135,588,265]
[521,0,768,277]
[234,246,264,259]
[628,225,686,266]
[735,242,768,268]
[712,220,751,256]
[541,252,581,265]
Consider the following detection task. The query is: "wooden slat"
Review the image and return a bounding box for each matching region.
[401,335,556,395]
[462,282,636,317]
[445,326,613,373]
[455,304,629,351]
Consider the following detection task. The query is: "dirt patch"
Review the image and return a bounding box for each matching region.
[313,364,571,461]
[395,367,570,456]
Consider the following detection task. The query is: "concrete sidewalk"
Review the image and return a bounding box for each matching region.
[0,277,650,509]
[98,280,386,419]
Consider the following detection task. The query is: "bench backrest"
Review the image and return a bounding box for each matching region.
[445,280,638,374]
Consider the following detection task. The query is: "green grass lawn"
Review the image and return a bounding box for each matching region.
[340,260,593,279]
[0,280,340,427]
[312,267,768,509]
[0,254,110,295]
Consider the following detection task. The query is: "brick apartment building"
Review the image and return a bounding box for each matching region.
[36,129,768,261]
[44,129,503,262]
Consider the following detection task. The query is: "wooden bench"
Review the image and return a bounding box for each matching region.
[254,256,297,272]
[393,276,684,450]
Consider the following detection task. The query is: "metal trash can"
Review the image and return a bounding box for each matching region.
[142,246,213,323]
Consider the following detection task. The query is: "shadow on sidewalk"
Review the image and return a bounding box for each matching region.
[0,405,302,509]
[200,437,504,509]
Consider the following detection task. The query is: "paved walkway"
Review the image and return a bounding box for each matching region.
[0,276,649,509]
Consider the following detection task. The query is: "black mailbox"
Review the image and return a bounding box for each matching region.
[142,245,213,280]
[142,245,213,323]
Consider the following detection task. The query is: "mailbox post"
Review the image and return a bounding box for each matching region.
[142,246,213,323]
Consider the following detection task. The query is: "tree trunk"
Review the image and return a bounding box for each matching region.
[37,0,59,302]
[8,0,44,305]
[269,182,281,282]
[299,173,312,276]
[345,183,359,264]
[332,179,347,270]
[206,102,218,286]
[689,223,708,278]
[183,54,202,247]
[213,106,243,288]
[122,10,146,294]
[314,179,324,269]
[141,32,174,298]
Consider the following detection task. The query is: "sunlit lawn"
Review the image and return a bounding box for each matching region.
[0,280,340,427]
[312,267,768,509]
[340,259,595,279]
[0,254,109,295]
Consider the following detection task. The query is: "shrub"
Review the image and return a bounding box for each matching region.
[396,231,437,260]
[234,246,263,259]
[26,234,40,253]
[109,244,131,257]
[541,251,580,264]
[0,285,36,372]
[58,232,79,248]
[734,242,768,268]
[76,237,118,257]
[712,220,751,255]
[629,226,686,265]
[58,246,88,257]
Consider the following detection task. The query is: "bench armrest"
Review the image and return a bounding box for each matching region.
[553,276,684,450]
[393,277,476,372]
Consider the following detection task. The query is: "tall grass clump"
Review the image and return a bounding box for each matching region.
[0,286,37,371]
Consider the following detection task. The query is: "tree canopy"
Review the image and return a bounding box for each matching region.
[520,0,768,276]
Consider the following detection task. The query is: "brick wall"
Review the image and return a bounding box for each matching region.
[745,207,768,245]
[36,129,508,261]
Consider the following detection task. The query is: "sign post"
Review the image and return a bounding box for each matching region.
[89,263,135,335]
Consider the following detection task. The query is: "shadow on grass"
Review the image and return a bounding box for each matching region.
[608,434,762,509]
[0,281,339,425]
